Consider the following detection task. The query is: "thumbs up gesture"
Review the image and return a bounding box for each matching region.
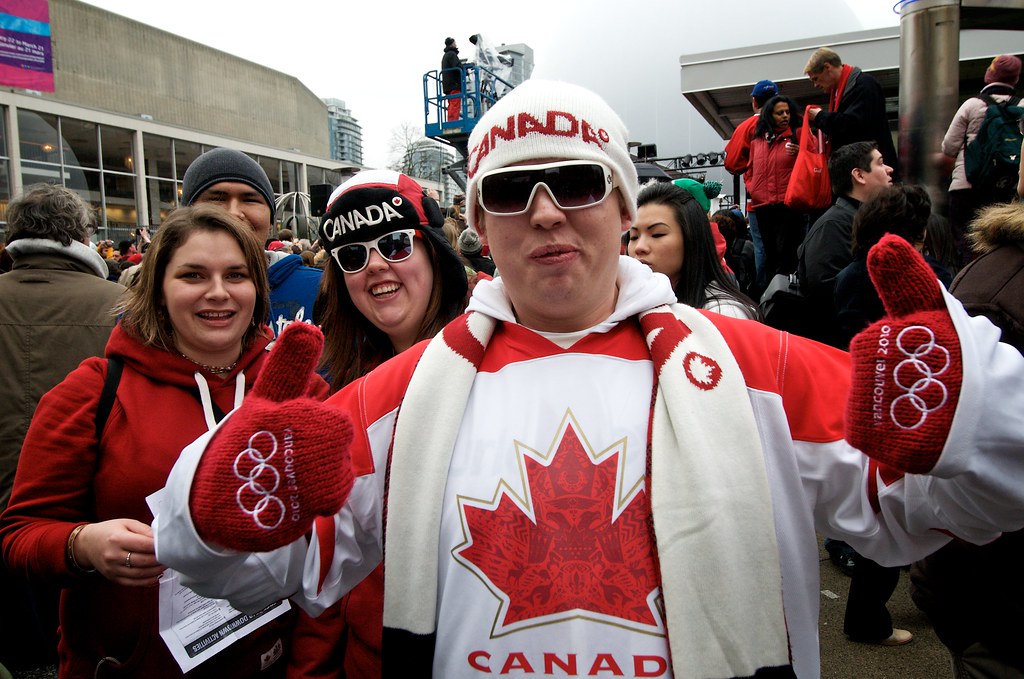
[190,323,354,552]
[845,234,962,475]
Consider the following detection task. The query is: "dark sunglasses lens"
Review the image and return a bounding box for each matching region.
[481,164,607,213]
[378,231,414,261]
[546,164,607,208]
[336,244,368,273]
[481,170,540,213]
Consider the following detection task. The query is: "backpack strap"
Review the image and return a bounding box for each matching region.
[977,93,1021,109]
[94,356,123,441]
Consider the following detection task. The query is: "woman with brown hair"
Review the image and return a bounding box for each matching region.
[0,205,328,677]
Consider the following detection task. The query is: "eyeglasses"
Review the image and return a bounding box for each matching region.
[477,160,615,216]
[330,229,421,274]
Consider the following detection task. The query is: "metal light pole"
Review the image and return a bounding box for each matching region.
[898,0,961,210]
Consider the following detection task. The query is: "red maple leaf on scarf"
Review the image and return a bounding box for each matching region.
[455,423,660,629]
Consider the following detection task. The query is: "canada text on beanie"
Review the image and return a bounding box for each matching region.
[463,80,638,232]
[182,148,277,223]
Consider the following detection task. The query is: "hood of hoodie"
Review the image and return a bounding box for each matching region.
[6,238,109,278]
[267,251,305,288]
[104,323,271,390]
[467,255,676,329]
[968,203,1024,255]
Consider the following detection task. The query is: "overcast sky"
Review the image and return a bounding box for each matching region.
[79,0,900,170]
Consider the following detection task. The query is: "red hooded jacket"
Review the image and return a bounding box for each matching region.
[0,324,328,678]
[746,126,801,208]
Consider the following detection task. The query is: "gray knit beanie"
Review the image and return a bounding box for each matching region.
[457,228,483,256]
[182,148,276,223]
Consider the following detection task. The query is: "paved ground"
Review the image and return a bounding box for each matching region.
[817,537,950,679]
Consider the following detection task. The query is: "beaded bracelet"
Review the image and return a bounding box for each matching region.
[66,523,96,574]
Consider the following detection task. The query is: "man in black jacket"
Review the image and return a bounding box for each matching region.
[797,141,893,347]
[441,37,462,121]
[804,47,900,181]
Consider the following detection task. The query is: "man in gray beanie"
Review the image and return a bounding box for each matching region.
[158,81,1024,679]
[457,227,495,276]
[182,147,322,336]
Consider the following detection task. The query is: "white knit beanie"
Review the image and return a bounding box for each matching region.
[464,80,638,231]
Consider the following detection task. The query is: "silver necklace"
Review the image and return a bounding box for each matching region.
[179,352,239,375]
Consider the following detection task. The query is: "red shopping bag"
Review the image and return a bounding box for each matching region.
[784,106,832,212]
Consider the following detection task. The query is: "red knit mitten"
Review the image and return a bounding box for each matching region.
[190,323,354,551]
[845,234,962,474]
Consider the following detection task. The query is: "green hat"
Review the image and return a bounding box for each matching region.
[672,178,710,212]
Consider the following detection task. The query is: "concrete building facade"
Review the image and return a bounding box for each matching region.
[0,0,360,239]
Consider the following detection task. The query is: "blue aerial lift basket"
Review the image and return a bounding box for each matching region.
[424,63,512,160]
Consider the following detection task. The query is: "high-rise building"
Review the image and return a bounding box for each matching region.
[498,43,535,88]
[323,98,364,165]
[406,139,457,205]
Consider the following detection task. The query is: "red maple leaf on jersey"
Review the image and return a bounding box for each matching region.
[455,423,660,630]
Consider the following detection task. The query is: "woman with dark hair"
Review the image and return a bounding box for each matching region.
[289,170,469,678]
[0,205,329,677]
[834,184,954,349]
[314,175,467,388]
[626,181,759,319]
[747,94,805,278]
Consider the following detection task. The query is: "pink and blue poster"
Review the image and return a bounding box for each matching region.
[0,0,53,92]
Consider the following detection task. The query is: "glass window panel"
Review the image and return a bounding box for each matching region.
[324,169,344,187]
[0,161,11,224]
[21,159,65,187]
[281,161,298,194]
[103,173,137,228]
[0,109,7,159]
[101,125,135,174]
[146,178,178,225]
[144,134,174,179]
[60,117,99,169]
[18,110,59,163]
[258,156,281,193]
[63,168,103,223]
[175,140,202,179]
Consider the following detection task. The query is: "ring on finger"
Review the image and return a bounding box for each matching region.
[125,551,132,569]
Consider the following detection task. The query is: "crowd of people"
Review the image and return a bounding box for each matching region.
[723,47,1024,670]
[0,41,1022,679]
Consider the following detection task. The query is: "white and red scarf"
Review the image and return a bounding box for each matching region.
[381,288,792,677]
